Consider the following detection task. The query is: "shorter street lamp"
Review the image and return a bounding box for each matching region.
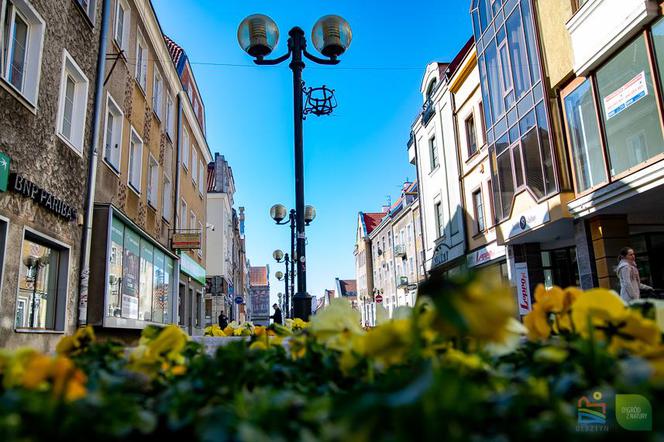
[273,249,292,319]
[24,252,50,328]
[270,204,316,318]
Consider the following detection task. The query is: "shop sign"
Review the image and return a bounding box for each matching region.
[467,243,506,268]
[8,173,77,221]
[431,243,450,269]
[0,152,10,192]
[515,262,532,315]
[179,252,206,285]
[172,231,201,249]
[604,71,648,120]
[508,205,550,240]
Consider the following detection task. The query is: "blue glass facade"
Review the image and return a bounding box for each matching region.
[470,0,557,221]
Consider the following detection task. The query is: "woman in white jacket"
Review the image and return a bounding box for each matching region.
[616,247,652,302]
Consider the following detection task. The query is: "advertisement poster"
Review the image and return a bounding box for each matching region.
[515,262,532,315]
[121,229,140,319]
[604,71,648,120]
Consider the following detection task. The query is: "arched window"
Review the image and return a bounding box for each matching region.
[426,78,437,100]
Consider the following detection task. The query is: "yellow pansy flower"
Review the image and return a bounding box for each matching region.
[524,285,580,341]
[364,319,412,368]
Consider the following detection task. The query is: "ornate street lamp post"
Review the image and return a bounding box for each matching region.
[239,15,351,320]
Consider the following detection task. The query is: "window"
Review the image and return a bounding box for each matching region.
[506,7,531,100]
[166,94,174,139]
[191,148,198,185]
[56,50,89,153]
[147,155,158,208]
[478,102,487,142]
[162,176,172,221]
[103,94,123,172]
[198,160,205,195]
[138,239,153,322]
[0,0,45,105]
[152,250,165,323]
[135,31,147,91]
[152,70,162,120]
[75,0,96,22]
[16,232,68,330]
[128,128,143,193]
[107,217,123,317]
[472,189,485,233]
[113,0,129,52]
[429,136,439,170]
[434,202,444,239]
[598,34,664,177]
[466,114,477,156]
[487,179,496,226]
[190,211,196,234]
[180,199,187,229]
[181,128,190,170]
[563,79,607,192]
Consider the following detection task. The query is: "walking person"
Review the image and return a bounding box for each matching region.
[270,303,283,325]
[616,247,652,302]
[218,311,228,329]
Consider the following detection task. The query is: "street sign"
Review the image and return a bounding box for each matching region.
[0,152,10,192]
[375,294,383,303]
[235,296,244,305]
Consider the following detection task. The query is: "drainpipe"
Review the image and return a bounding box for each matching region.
[449,92,470,268]
[78,0,111,326]
[173,93,183,326]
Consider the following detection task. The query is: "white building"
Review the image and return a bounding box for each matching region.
[205,153,236,323]
[408,54,468,278]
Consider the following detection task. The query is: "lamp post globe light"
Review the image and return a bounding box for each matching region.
[273,248,291,318]
[240,15,351,320]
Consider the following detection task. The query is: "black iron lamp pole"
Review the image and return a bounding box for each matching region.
[239,15,352,320]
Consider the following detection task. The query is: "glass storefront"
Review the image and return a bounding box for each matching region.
[596,36,664,176]
[563,21,664,193]
[107,215,174,324]
[541,247,580,290]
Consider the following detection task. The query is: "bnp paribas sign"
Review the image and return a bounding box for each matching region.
[0,151,10,192]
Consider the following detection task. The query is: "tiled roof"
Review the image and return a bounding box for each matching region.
[446,36,475,80]
[163,35,185,69]
[207,162,215,192]
[249,266,268,286]
[363,213,384,235]
[339,280,357,297]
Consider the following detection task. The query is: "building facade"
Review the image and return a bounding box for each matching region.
[453,41,509,281]
[249,265,269,325]
[87,0,181,338]
[559,0,664,291]
[166,35,212,337]
[408,56,467,278]
[354,211,382,324]
[0,0,103,350]
[361,182,424,324]
[205,153,236,325]
[470,0,579,315]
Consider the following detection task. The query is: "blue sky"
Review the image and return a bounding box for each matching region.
[152,0,472,306]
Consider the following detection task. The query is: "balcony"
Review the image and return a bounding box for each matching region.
[567,0,659,75]
[397,276,409,288]
[421,99,435,126]
[394,244,407,258]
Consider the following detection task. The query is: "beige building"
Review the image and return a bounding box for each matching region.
[354,211,382,322]
[86,0,211,338]
[452,43,508,281]
[360,182,424,324]
[87,0,181,335]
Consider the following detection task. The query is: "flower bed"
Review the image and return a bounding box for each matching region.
[0,275,663,440]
